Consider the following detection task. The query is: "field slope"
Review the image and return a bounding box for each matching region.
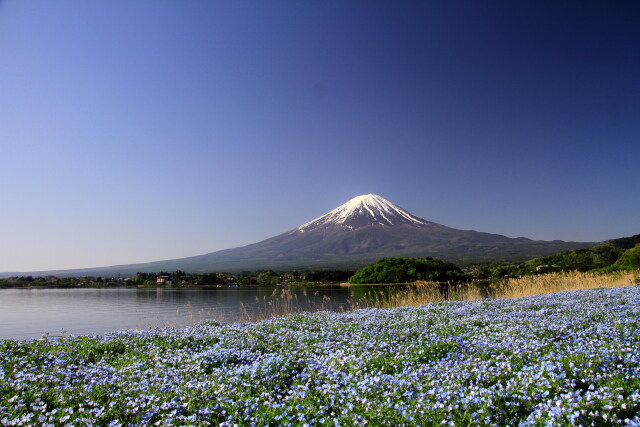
[1,287,640,425]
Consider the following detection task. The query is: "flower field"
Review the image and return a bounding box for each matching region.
[1,286,640,426]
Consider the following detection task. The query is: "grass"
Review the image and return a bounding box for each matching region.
[496,269,639,298]
[240,288,348,323]
[356,270,640,309]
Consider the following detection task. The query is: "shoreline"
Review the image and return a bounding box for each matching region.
[0,282,346,290]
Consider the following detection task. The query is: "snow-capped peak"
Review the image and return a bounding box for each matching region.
[298,194,428,231]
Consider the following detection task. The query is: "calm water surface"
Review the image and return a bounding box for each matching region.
[0,286,382,340]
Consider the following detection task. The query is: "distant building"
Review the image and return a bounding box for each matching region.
[157,275,172,284]
[535,265,561,273]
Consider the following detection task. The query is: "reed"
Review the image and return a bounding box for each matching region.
[377,270,640,306]
[357,280,490,308]
[240,288,349,323]
[495,269,639,299]
[238,270,639,322]
[357,282,446,308]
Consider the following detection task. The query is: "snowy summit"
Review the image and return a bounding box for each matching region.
[298,194,428,231]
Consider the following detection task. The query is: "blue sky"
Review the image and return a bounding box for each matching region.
[1,1,639,272]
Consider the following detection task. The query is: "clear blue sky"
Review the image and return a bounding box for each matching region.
[1,0,639,272]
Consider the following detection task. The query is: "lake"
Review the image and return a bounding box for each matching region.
[0,286,387,340]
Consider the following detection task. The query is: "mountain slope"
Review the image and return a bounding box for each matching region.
[523,233,640,271]
[3,194,596,277]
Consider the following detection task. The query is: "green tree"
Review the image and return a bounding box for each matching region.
[349,257,463,284]
[613,244,640,270]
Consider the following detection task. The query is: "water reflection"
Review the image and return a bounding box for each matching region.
[0,286,370,340]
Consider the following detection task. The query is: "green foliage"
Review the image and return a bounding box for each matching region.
[348,257,463,284]
[524,242,625,272]
[467,262,530,279]
[612,244,640,270]
[524,236,640,273]
[0,275,124,288]
[191,272,229,286]
[0,268,360,288]
[257,270,279,285]
[303,270,354,283]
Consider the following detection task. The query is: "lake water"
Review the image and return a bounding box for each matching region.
[0,286,384,340]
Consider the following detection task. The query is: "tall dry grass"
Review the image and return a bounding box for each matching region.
[374,271,640,307]
[495,270,639,299]
[358,281,478,308]
[239,284,451,322]
[239,270,639,322]
[240,288,348,323]
[241,281,478,321]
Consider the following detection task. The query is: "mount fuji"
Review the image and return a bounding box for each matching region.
[9,194,595,277]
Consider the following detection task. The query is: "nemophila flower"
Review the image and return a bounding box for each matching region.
[2,287,640,424]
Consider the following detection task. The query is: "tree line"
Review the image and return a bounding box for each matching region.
[0,269,356,288]
[2,235,638,288]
